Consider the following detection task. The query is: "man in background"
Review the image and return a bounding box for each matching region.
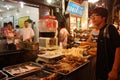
[20,20,35,42]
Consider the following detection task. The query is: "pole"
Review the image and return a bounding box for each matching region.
[62,0,65,15]
[118,10,120,30]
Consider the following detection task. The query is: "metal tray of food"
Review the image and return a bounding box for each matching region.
[43,56,90,75]
[3,62,41,77]
[0,70,8,80]
[62,61,89,75]
[21,70,59,80]
[44,61,89,75]
[37,51,64,59]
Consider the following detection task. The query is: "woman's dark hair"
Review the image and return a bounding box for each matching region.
[60,22,66,28]
[8,22,13,26]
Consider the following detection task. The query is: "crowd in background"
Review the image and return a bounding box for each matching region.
[0,20,35,50]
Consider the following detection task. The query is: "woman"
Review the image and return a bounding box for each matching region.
[5,22,17,50]
[59,22,69,48]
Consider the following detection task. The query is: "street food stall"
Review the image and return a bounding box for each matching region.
[0,0,97,80]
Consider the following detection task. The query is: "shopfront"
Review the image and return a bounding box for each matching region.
[0,0,97,80]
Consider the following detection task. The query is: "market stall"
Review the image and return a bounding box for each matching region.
[0,41,97,80]
[0,0,97,80]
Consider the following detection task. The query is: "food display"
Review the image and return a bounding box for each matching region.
[79,44,91,49]
[62,47,85,58]
[22,70,58,80]
[1,42,96,79]
[87,47,97,55]
[79,43,97,56]
[38,50,63,59]
[36,50,64,63]
[44,55,89,75]
[3,62,41,77]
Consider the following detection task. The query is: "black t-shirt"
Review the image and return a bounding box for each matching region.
[96,24,120,79]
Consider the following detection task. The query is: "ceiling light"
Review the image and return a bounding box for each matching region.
[19,1,24,8]
[47,0,52,4]
[88,0,99,3]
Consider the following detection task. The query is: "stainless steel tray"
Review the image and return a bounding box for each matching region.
[3,62,41,77]
[37,51,64,59]
[43,61,89,75]
[21,70,59,80]
[36,54,64,63]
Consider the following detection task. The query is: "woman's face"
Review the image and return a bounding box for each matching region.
[7,24,12,30]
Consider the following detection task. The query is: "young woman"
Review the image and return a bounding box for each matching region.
[5,22,17,50]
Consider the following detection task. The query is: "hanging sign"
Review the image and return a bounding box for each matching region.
[66,1,84,16]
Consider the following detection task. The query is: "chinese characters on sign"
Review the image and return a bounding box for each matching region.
[66,1,84,16]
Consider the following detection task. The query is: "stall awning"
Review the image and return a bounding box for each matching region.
[13,0,62,8]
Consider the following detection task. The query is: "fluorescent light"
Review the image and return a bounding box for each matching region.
[19,2,24,8]
[47,0,52,3]
[88,0,99,3]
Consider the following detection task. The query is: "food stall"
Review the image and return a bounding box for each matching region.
[0,45,97,80]
[0,13,97,80]
[0,0,97,80]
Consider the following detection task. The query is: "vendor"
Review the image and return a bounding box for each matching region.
[5,22,17,50]
[20,20,35,43]
[59,22,69,48]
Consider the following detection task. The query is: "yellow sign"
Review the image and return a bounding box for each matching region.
[18,16,29,28]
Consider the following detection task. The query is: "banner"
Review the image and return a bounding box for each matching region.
[66,1,84,16]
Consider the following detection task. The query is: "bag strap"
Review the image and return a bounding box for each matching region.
[104,24,110,69]
[103,24,110,38]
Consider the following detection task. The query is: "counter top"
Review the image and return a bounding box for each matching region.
[0,49,39,56]
[0,49,38,69]
[0,50,25,56]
